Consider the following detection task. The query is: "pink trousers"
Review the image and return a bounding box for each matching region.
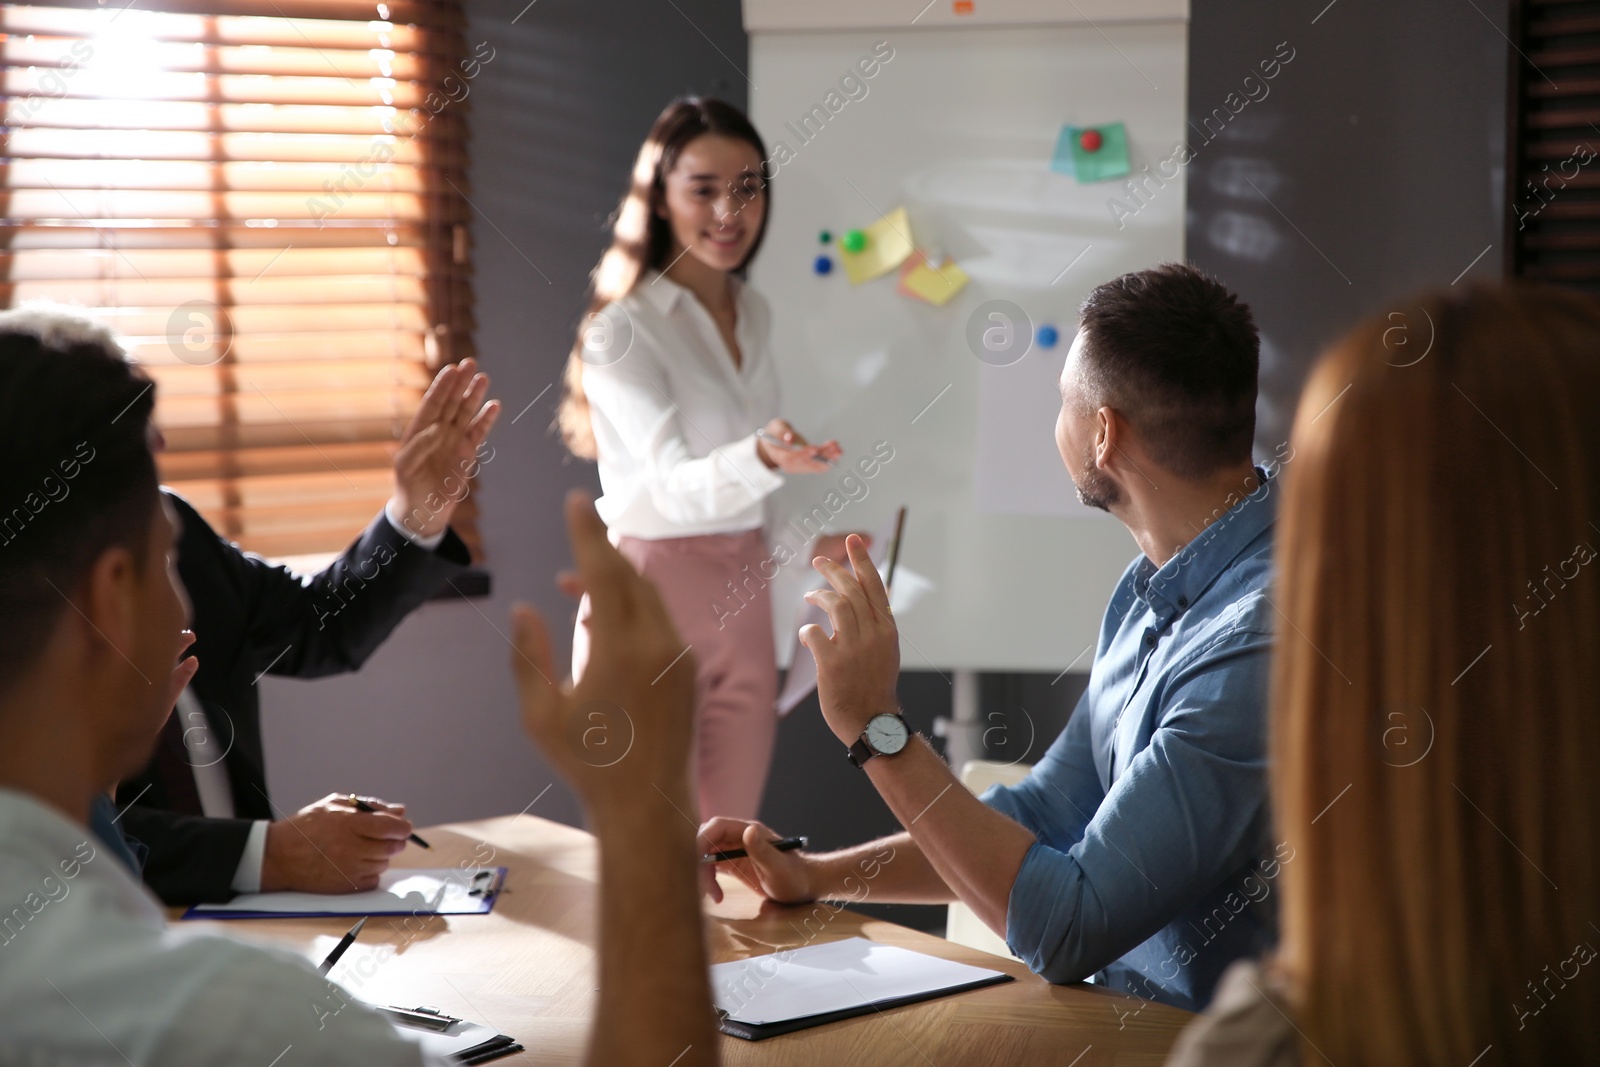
[572,529,777,821]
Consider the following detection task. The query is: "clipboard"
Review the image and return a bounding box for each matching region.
[712,937,1012,1041]
[382,1006,524,1064]
[181,866,507,920]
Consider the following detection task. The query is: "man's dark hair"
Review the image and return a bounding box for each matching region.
[1077,263,1259,479]
[0,309,159,686]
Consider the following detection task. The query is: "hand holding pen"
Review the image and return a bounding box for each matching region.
[701,835,807,864]
[260,792,419,894]
[348,794,431,849]
[696,819,817,905]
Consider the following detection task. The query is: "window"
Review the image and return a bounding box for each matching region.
[1,0,481,563]
[1505,0,1600,292]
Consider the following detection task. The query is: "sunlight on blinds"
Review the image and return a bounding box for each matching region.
[1,0,481,558]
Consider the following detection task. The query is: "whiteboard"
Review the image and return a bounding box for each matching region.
[750,20,1188,671]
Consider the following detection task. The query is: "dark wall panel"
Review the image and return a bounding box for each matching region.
[1186,0,1509,451]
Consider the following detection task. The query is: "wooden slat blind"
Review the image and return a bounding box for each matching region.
[1506,0,1600,290]
[0,0,477,560]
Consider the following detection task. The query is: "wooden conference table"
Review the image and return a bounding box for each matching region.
[176,814,1193,1065]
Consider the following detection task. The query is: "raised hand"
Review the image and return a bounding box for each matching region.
[390,358,502,539]
[510,491,698,821]
[800,534,900,747]
[812,532,872,566]
[512,502,716,1067]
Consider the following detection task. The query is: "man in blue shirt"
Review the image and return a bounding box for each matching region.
[700,263,1280,1011]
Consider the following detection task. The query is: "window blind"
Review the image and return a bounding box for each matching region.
[1506,0,1600,292]
[0,0,480,560]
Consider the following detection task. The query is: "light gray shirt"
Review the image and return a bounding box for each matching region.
[0,788,444,1066]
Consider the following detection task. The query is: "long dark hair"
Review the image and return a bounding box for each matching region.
[557,97,770,460]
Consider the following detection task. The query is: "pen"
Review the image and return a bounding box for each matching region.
[885,506,907,593]
[701,835,808,864]
[462,1042,523,1065]
[347,793,431,849]
[317,916,366,976]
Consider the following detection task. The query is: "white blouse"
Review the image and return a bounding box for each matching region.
[580,269,784,540]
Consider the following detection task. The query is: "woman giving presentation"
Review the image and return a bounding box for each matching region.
[558,97,857,820]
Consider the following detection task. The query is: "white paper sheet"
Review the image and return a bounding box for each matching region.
[712,937,1008,1025]
[185,867,500,917]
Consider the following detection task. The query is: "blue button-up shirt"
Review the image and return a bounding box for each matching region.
[982,470,1279,1012]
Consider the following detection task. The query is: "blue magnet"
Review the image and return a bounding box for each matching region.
[814,254,834,275]
[1037,324,1060,349]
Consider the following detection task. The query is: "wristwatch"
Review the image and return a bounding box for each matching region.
[847,712,911,768]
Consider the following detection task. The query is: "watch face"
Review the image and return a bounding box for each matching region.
[865,713,909,756]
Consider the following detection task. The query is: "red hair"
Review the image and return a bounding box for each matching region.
[1273,284,1600,1064]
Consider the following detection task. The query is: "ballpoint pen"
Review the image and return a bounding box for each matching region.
[347,793,431,849]
[317,916,366,976]
[702,835,808,863]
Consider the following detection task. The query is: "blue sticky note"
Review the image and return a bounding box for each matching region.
[1050,125,1076,176]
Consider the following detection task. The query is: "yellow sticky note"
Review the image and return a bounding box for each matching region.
[839,207,915,285]
[899,254,970,306]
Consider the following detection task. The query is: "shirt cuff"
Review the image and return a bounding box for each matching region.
[230,820,270,894]
[979,785,1056,965]
[979,783,1056,966]
[727,432,786,498]
[979,782,1024,823]
[1002,838,1059,967]
[384,500,448,552]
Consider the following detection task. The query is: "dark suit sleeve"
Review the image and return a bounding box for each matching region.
[118,806,257,905]
[230,509,472,680]
[123,497,472,906]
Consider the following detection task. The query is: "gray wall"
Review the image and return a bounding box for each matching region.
[260,0,749,829]
[262,1,1510,855]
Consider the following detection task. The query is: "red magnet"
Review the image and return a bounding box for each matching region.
[1078,129,1103,153]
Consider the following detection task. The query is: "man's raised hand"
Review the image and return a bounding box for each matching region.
[390,358,502,540]
[510,491,697,821]
[800,534,900,747]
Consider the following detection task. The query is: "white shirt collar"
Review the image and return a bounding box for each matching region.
[636,268,745,317]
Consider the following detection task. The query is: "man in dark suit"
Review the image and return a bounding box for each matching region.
[116,358,501,905]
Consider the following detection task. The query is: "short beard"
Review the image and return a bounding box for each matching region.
[1073,450,1122,513]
